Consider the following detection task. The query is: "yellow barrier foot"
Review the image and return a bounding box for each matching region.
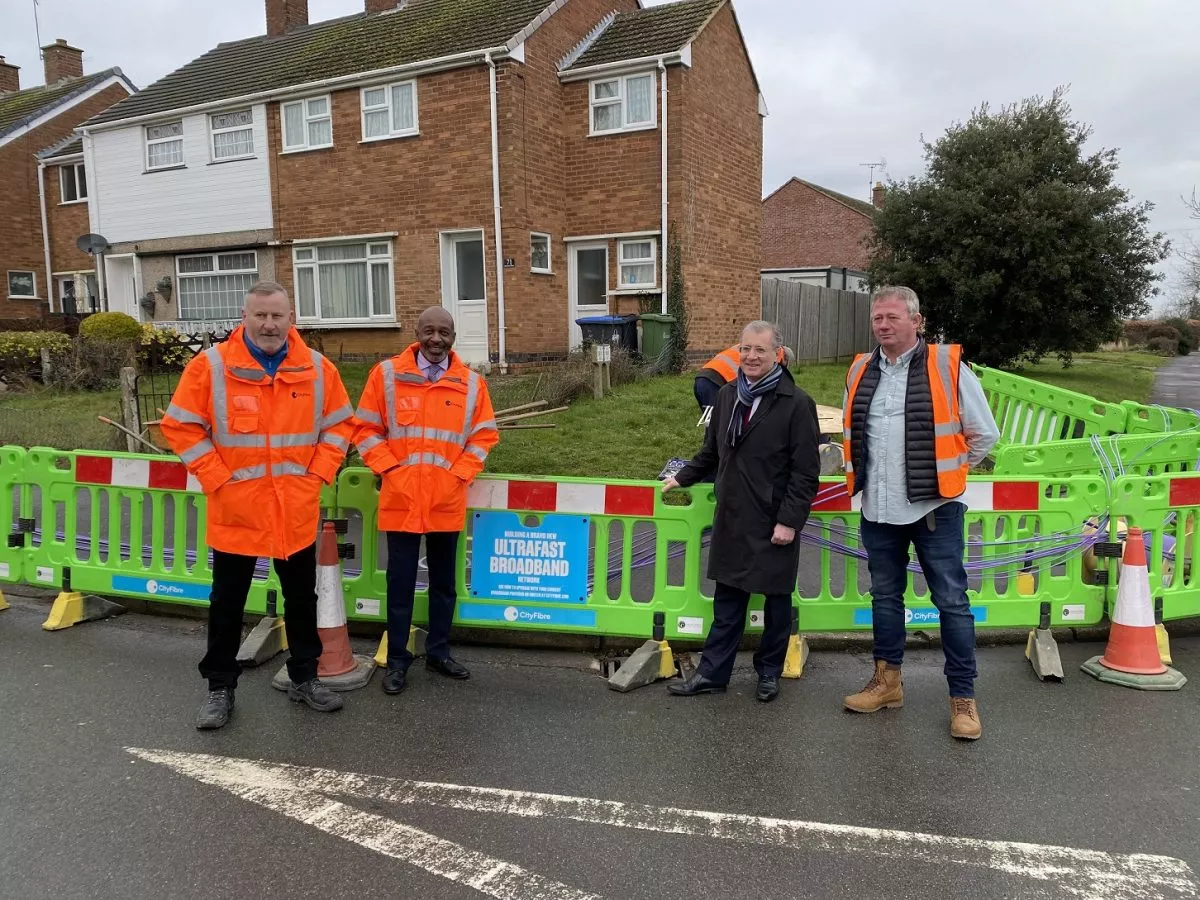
[782,634,809,679]
[373,627,428,669]
[0,588,9,612]
[1025,603,1064,682]
[1154,598,1173,665]
[42,590,125,631]
[656,639,676,680]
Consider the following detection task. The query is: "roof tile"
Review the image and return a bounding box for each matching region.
[564,0,724,71]
[0,69,123,139]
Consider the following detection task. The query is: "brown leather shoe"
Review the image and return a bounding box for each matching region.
[843,660,903,713]
[949,697,982,740]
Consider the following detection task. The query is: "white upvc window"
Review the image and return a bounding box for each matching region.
[590,73,656,135]
[210,109,254,161]
[281,96,333,152]
[293,241,394,324]
[176,251,259,321]
[59,162,87,203]
[7,270,36,299]
[530,232,552,274]
[360,81,418,141]
[618,239,657,288]
[145,120,184,170]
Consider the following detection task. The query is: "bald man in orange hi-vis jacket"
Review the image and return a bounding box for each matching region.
[354,306,499,696]
[161,281,356,730]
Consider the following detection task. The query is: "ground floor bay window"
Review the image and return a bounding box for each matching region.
[293,241,394,325]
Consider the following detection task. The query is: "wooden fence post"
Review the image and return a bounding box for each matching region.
[120,366,140,454]
[40,348,53,384]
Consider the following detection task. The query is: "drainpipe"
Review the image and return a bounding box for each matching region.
[486,53,509,373]
[37,160,53,311]
[658,57,668,314]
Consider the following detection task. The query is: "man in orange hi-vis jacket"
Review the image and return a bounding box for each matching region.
[161,281,356,730]
[354,306,499,696]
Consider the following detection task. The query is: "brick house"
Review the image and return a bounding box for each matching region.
[0,42,134,316]
[79,0,763,366]
[761,177,884,292]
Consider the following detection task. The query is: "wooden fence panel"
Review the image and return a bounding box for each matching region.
[760,277,873,364]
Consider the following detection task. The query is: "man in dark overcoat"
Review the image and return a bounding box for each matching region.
[663,321,821,702]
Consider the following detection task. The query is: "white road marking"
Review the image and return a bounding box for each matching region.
[128,747,1198,900]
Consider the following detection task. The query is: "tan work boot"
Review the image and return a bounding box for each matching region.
[949,697,982,741]
[843,660,903,713]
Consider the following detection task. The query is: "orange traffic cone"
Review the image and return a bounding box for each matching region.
[1081,527,1186,690]
[273,522,374,692]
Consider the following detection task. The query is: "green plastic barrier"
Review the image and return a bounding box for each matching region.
[335,468,714,640]
[18,446,286,612]
[993,432,1200,478]
[974,365,1128,449]
[1108,471,1200,622]
[1120,400,1200,436]
[1,445,27,589]
[788,475,1110,631]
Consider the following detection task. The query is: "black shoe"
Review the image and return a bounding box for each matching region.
[382,668,408,695]
[196,687,234,730]
[288,678,344,712]
[756,676,780,703]
[426,656,470,679]
[667,673,727,696]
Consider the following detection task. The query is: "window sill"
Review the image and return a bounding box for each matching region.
[588,123,657,138]
[280,145,334,155]
[531,268,554,276]
[359,132,420,145]
[609,287,661,295]
[6,296,42,302]
[295,321,402,330]
[58,198,88,207]
[207,156,257,166]
[143,165,186,174]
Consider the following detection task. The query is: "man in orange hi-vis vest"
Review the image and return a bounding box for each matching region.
[354,307,499,696]
[161,281,356,730]
[695,343,792,412]
[841,286,998,741]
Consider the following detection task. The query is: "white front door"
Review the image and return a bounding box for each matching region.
[568,242,608,348]
[104,256,137,318]
[441,231,488,366]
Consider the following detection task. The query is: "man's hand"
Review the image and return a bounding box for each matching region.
[771,523,796,545]
[661,476,681,494]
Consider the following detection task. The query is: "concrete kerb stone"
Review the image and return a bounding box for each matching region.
[236,616,287,667]
[607,638,672,692]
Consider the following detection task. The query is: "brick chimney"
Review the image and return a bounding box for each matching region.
[365,0,401,11]
[872,181,886,209]
[0,56,19,93]
[266,0,309,36]
[42,39,84,83]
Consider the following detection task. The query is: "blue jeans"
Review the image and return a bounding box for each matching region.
[860,501,977,697]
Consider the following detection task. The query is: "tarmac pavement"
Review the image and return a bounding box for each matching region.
[1,594,1198,900]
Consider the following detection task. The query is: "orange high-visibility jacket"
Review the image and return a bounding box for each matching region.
[843,342,969,501]
[701,344,788,384]
[353,344,499,534]
[160,326,355,559]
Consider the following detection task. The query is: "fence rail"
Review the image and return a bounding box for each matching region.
[760,278,875,364]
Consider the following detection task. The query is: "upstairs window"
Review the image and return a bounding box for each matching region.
[210,109,254,161]
[590,73,656,134]
[361,81,418,141]
[281,96,333,152]
[146,120,184,170]
[59,162,87,203]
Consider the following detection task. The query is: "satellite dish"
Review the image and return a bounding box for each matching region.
[76,233,110,255]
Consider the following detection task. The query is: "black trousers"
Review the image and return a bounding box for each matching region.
[385,531,459,670]
[696,582,792,684]
[199,544,322,690]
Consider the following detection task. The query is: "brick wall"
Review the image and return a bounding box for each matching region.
[676,3,763,357]
[0,82,128,317]
[266,66,496,351]
[761,179,873,271]
[44,159,95,298]
[498,0,639,359]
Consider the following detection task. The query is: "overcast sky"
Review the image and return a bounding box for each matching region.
[3,0,1198,297]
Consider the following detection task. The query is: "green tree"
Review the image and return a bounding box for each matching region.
[868,90,1168,367]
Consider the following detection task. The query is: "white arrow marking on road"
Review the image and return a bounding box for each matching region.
[128,747,1198,900]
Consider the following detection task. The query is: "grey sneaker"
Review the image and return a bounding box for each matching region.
[288,678,344,712]
[196,688,235,730]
